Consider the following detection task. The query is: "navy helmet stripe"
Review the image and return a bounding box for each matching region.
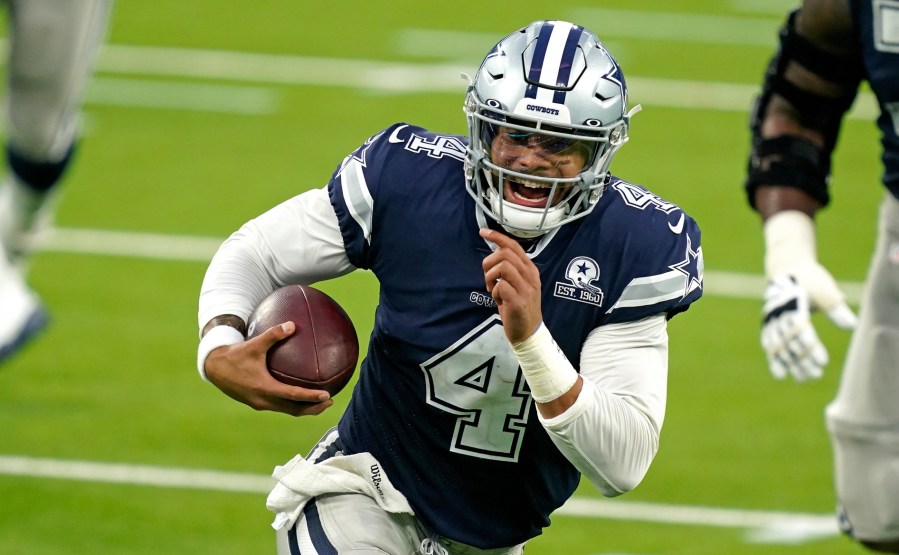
[525,22,554,99]
[552,25,584,104]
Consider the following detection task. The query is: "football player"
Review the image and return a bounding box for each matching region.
[0,0,113,362]
[198,20,703,553]
[745,0,899,551]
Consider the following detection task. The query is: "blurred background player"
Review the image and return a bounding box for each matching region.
[0,0,113,362]
[745,0,899,551]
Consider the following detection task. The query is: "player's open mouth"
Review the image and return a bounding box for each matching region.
[504,178,554,208]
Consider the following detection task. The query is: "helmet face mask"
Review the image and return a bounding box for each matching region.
[464,20,635,238]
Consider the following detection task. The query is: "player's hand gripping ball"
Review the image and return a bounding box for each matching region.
[247,285,359,396]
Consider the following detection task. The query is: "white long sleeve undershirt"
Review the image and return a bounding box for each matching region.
[540,315,667,496]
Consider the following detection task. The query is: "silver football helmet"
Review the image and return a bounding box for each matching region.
[464,20,638,238]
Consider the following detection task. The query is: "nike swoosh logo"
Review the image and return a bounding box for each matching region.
[388,124,408,144]
[668,213,685,234]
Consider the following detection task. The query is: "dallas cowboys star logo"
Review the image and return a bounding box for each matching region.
[600,58,627,104]
[669,234,703,297]
[337,130,384,174]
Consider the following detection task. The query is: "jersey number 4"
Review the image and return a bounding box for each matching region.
[420,316,533,462]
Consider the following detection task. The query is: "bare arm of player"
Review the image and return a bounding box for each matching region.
[753,0,856,218]
[753,0,854,218]
[479,228,583,418]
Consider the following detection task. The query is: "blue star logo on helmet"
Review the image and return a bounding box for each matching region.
[600,62,627,105]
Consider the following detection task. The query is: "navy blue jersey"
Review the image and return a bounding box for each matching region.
[326,123,702,548]
[851,0,899,196]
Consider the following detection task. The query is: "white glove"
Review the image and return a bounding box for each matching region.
[761,211,858,381]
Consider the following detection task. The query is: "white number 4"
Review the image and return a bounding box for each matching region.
[420,316,533,462]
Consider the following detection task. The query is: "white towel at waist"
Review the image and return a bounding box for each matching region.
[266,451,415,530]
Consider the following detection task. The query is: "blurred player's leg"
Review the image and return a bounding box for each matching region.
[0,0,111,362]
[0,0,111,265]
[826,193,899,550]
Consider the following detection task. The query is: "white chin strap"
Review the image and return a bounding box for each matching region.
[486,187,569,239]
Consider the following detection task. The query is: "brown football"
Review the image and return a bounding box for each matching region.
[247,285,359,396]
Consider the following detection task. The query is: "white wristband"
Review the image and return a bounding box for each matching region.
[763,210,816,278]
[763,209,850,314]
[196,325,245,383]
[512,323,579,403]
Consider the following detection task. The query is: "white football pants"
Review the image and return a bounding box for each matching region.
[275,492,526,555]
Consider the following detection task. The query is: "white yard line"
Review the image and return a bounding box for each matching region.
[97,44,474,93]
[39,226,222,262]
[35,226,865,303]
[0,454,839,544]
[393,9,785,59]
[562,8,781,46]
[86,77,280,115]
[87,44,877,119]
[0,454,274,494]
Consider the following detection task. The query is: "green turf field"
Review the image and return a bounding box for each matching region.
[0,1,885,553]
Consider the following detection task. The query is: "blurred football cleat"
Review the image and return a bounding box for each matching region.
[0,269,48,363]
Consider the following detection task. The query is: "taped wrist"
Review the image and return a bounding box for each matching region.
[512,323,579,403]
[196,325,245,383]
[764,211,849,313]
[763,210,816,278]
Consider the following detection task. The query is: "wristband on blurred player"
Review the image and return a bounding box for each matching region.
[196,325,245,382]
[760,210,857,381]
[764,210,857,326]
[512,323,579,403]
